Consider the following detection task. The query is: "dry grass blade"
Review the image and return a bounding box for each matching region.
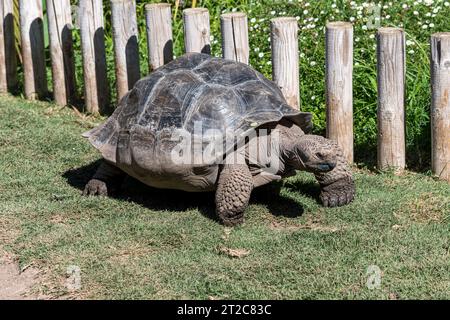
[218,246,250,258]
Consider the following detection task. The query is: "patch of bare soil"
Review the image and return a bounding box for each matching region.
[0,252,46,300]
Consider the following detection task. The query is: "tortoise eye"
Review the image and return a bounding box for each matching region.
[317,152,326,159]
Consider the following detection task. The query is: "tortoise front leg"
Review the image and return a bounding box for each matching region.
[83,161,126,196]
[315,143,355,207]
[215,164,253,226]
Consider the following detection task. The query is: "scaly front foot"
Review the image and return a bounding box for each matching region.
[319,176,355,207]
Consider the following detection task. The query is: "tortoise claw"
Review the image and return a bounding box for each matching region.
[83,179,108,196]
[320,177,355,208]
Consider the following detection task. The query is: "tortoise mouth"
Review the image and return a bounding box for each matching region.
[305,161,336,173]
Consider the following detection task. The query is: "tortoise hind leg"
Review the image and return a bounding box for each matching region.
[83,161,126,196]
[215,164,253,226]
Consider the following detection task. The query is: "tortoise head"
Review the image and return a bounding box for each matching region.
[288,135,338,174]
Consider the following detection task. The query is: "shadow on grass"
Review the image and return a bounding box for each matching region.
[63,161,309,222]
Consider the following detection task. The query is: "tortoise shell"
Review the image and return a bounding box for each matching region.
[84,53,312,165]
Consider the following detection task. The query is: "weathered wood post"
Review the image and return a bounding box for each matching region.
[145,3,173,72]
[270,17,300,109]
[0,0,17,93]
[47,0,76,106]
[325,22,354,164]
[79,0,109,114]
[220,12,249,64]
[183,8,211,54]
[430,33,450,182]
[19,0,47,100]
[111,0,140,101]
[376,27,406,172]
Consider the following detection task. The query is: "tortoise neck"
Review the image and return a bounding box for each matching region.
[276,121,306,174]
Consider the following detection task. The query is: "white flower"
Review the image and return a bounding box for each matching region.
[258,52,264,58]
[254,47,260,52]
[445,2,450,7]
[385,15,391,19]
[300,52,305,58]
[266,61,272,65]
[429,23,435,28]
[425,12,431,16]
[424,0,434,5]
[402,4,408,9]
[422,24,428,29]
[408,49,415,54]
[413,11,419,15]
[250,18,256,23]
[310,61,316,66]
[369,34,375,39]
[303,9,309,14]
[311,95,316,100]
[331,3,336,8]
[362,25,368,30]
[270,11,276,15]
[406,40,414,46]
[355,61,359,66]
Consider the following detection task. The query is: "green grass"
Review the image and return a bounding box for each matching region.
[0,96,449,299]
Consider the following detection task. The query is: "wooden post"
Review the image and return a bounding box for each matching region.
[270,17,300,109]
[19,0,47,100]
[183,8,211,54]
[47,0,76,106]
[220,12,249,64]
[79,0,109,114]
[430,33,450,182]
[111,0,140,101]
[376,27,406,172]
[145,3,173,72]
[325,22,354,164]
[0,0,17,93]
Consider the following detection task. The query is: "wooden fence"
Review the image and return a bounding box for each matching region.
[0,1,448,181]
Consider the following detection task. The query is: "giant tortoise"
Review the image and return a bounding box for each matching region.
[83,53,355,225]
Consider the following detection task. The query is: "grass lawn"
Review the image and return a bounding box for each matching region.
[0,95,449,299]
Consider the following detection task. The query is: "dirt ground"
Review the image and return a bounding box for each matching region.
[0,251,44,300]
